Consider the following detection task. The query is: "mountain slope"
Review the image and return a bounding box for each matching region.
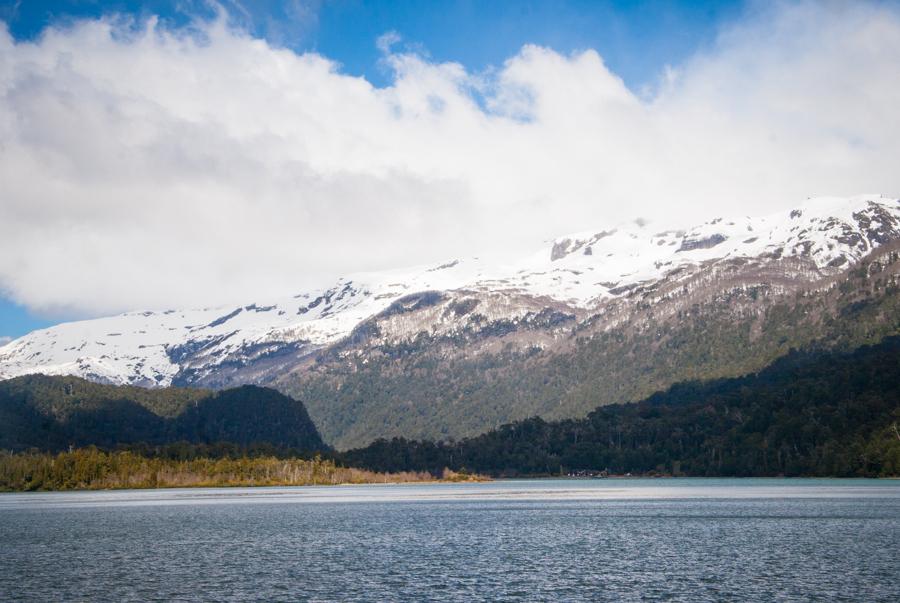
[2,195,900,448]
[284,237,900,448]
[342,336,900,477]
[0,375,324,451]
[3,194,896,387]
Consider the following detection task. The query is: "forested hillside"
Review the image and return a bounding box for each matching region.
[0,375,324,452]
[343,337,900,477]
[286,242,900,448]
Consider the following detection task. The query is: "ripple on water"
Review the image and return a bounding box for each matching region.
[1,479,898,602]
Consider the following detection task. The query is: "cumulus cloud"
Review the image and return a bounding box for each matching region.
[0,1,899,317]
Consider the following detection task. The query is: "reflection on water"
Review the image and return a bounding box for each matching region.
[2,479,899,602]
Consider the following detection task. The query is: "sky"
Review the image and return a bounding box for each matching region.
[1,0,899,340]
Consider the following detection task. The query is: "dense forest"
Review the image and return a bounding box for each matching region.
[342,337,900,477]
[0,376,324,451]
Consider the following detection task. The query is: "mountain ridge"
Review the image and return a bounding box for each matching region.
[2,194,897,386]
[2,194,900,448]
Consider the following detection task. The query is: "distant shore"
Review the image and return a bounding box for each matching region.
[0,449,487,492]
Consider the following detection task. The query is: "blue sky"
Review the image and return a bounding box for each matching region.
[0,0,745,339]
[2,1,744,90]
[0,302,51,341]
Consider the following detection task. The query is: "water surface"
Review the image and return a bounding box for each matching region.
[2,478,898,601]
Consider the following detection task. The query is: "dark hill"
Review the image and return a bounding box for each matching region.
[0,375,324,452]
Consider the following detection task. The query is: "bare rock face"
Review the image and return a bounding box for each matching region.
[678,234,727,252]
[3,195,900,448]
[550,230,616,261]
[550,238,573,261]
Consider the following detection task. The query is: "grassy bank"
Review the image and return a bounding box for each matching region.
[0,448,483,491]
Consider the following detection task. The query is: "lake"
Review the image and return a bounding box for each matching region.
[1,478,898,602]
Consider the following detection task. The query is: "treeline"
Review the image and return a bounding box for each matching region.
[0,447,455,491]
[0,377,324,452]
[343,337,900,477]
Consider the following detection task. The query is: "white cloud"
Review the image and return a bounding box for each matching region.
[0,336,11,347]
[376,30,402,54]
[0,1,899,317]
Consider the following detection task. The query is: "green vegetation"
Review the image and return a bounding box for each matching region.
[284,249,900,449]
[343,336,900,477]
[0,376,324,452]
[0,447,440,491]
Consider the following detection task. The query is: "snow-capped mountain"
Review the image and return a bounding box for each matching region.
[2,194,899,392]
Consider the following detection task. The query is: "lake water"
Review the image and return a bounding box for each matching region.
[1,478,898,602]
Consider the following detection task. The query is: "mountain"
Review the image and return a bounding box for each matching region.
[0,375,324,452]
[342,337,900,478]
[2,194,900,448]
